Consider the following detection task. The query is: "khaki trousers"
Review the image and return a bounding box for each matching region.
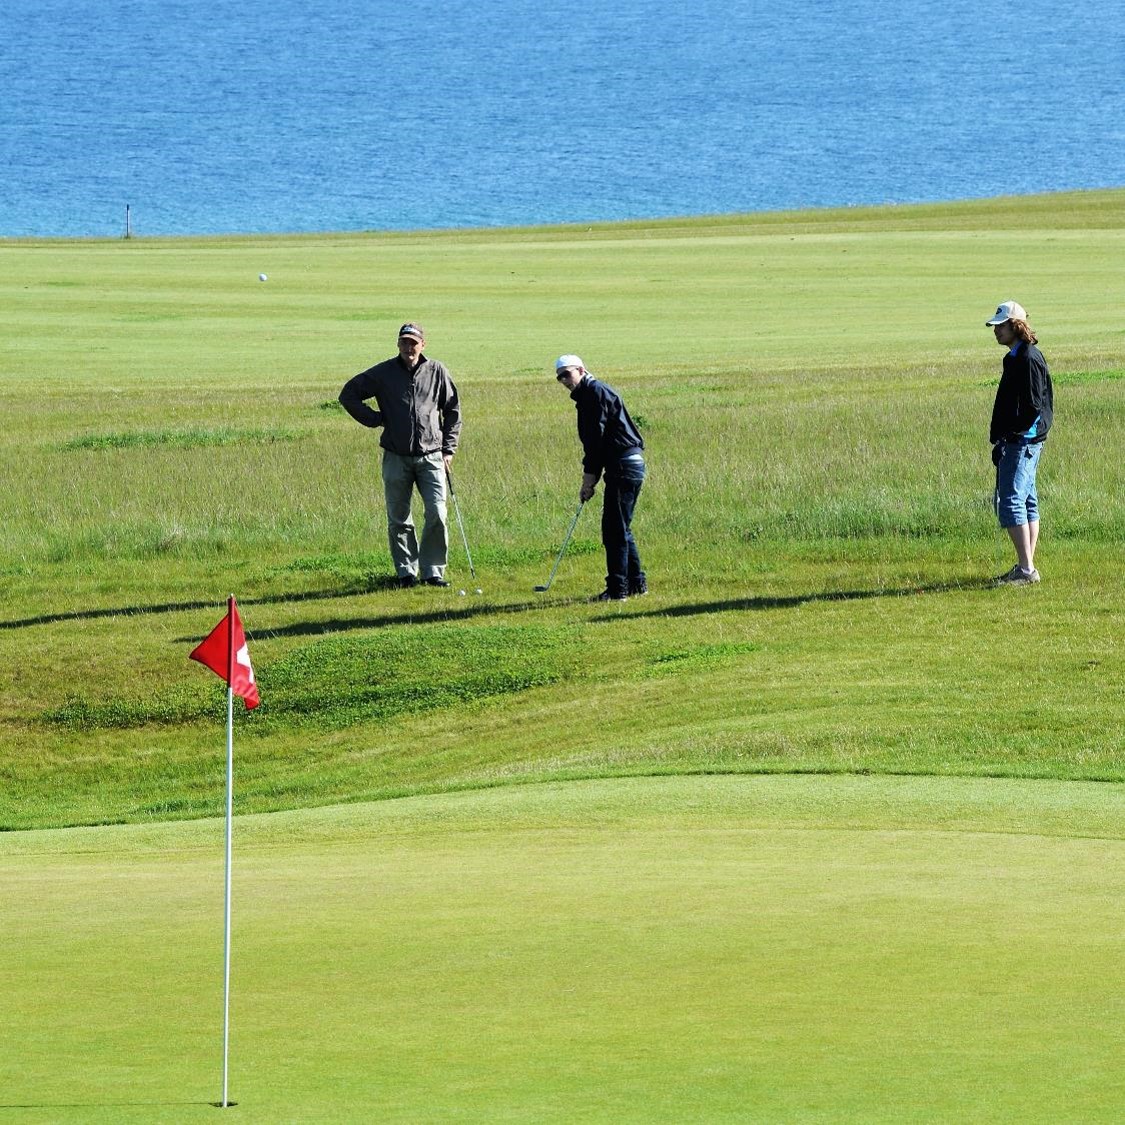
[381,450,448,578]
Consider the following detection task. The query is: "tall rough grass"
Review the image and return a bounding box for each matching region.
[1,191,1123,827]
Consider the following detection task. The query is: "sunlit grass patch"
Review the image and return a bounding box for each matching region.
[260,623,577,730]
[473,539,600,567]
[1052,368,1125,385]
[978,368,1125,388]
[277,550,394,582]
[59,425,305,451]
[270,539,603,592]
[468,544,550,567]
[40,522,235,561]
[646,641,762,675]
[44,622,579,734]
[44,687,219,731]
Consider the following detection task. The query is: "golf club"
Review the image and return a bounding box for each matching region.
[445,467,480,590]
[534,501,585,592]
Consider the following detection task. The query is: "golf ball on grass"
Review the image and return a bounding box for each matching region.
[258,273,268,281]
[475,588,483,595]
[458,589,466,596]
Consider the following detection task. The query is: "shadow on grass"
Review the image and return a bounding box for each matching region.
[0,1102,214,1110]
[0,577,411,632]
[594,577,994,623]
[0,576,991,637]
[189,579,986,641]
[196,598,552,641]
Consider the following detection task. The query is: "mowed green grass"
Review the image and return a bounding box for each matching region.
[2,195,1124,1121]
[1,191,1123,828]
[3,775,1123,1123]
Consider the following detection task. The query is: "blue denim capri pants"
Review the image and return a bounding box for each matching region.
[995,441,1043,528]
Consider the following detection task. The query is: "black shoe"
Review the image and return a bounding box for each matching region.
[592,589,628,602]
[628,578,648,596]
[396,574,418,588]
[423,576,451,587]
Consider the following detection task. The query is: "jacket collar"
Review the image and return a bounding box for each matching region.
[569,374,590,401]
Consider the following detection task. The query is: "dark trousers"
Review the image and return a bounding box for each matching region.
[602,459,646,596]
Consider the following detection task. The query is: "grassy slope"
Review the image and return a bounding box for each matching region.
[2,776,1123,1122]
[1,190,1124,828]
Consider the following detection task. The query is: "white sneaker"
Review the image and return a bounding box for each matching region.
[997,566,1040,585]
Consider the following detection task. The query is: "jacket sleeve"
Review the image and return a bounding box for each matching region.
[988,377,1008,444]
[990,353,1040,443]
[338,369,383,428]
[576,390,608,479]
[440,370,462,455]
[1027,353,1052,428]
[1008,352,1049,438]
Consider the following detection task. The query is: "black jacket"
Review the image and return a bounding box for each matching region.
[571,376,644,480]
[990,342,1053,445]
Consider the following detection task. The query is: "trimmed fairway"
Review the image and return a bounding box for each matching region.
[3,776,1123,1122]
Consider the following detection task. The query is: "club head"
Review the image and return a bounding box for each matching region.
[533,584,549,592]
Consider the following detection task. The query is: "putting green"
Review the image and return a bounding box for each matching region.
[3,774,1122,1122]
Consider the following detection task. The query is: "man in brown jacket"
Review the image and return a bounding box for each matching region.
[339,323,462,587]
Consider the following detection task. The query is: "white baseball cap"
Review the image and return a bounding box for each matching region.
[985,301,1028,326]
[554,354,585,372]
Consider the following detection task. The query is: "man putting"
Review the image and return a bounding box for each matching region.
[339,323,462,587]
[986,300,1054,585]
[554,355,647,601]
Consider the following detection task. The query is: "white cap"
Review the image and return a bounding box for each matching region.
[555,354,585,372]
[985,301,1028,326]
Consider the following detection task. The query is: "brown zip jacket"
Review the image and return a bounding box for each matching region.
[339,354,461,456]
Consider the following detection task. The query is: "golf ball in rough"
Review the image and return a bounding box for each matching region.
[475,588,483,595]
[258,273,268,281]
[458,589,466,596]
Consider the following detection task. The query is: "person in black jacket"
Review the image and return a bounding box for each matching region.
[985,301,1053,585]
[554,355,647,601]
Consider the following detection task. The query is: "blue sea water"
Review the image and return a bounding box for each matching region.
[2,0,1123,237]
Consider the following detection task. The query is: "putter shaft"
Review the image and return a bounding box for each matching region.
[537,501,584,592]
[446,469,477,580]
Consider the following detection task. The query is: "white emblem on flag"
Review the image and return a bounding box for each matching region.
[236,643,255,683]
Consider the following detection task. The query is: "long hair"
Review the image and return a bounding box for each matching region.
[1009,318,1038,345]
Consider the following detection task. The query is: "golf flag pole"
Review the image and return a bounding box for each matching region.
[189,595,259,1109]
[222,597,234,1111]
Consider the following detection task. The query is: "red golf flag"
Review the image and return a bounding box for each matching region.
[190,596,260,709]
